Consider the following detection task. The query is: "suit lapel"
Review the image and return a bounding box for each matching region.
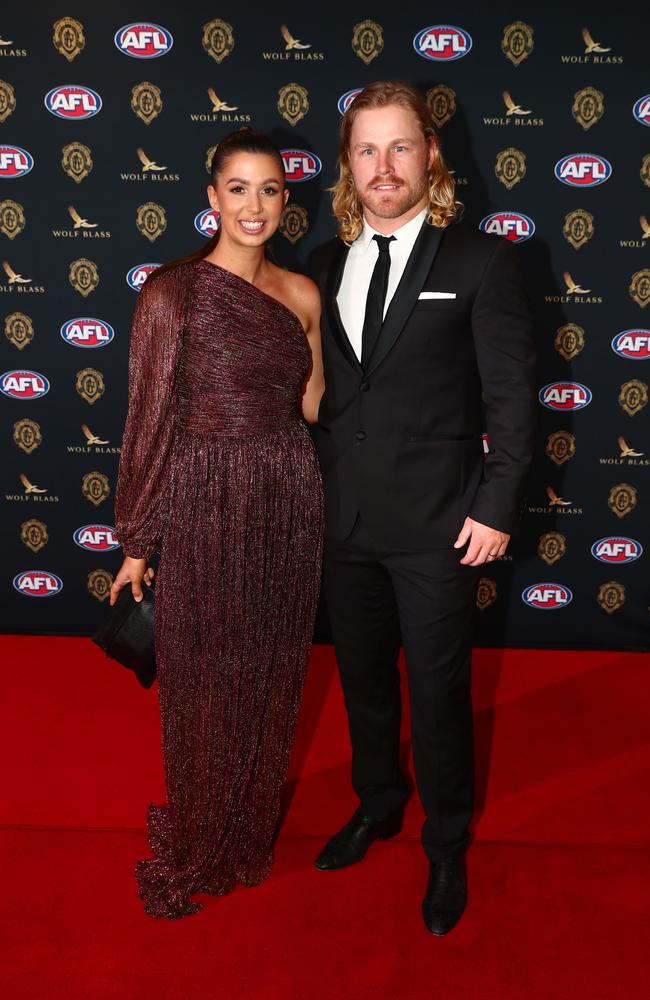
[324,239,362,373]
[364,221,445,378]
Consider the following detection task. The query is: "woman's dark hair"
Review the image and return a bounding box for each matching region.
[149,127,285,281]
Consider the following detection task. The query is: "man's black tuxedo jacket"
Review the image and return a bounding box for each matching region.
[308,217,537,549]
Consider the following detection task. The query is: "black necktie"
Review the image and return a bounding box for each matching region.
[361,234,395,369]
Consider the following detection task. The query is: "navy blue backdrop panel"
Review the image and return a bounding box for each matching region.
[1,3,648,648]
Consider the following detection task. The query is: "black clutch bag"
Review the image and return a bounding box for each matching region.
[92,582,156,688]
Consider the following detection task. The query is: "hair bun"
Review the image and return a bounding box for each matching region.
[216,125,252,150]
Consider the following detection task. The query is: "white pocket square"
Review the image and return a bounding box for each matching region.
[419,291,456,299]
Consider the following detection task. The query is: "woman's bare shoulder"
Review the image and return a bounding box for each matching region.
[273,265,321,315]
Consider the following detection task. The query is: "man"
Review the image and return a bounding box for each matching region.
[308,81,536,936]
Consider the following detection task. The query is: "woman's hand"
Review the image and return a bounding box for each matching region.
[109,556,155,606]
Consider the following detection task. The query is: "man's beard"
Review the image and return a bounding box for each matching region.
[360,173,429,220]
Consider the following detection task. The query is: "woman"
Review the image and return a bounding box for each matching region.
[110,128,324,919]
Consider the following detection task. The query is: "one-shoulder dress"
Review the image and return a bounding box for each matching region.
[113,258,324,919]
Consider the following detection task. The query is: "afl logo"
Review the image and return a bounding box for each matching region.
[338,89,362,115]
[0,145,34,179]
[479,212,535,243]
[1,370,49,400]
[522,583,573,610]
[61,318,114,349]
[611,330,650,360]
[633,95,650,126]
[539,382,592,411]
[414,25,472,61]
[44,85,102,120]
[591,536,642,564]
[554,153,612,187]
[13,570,63,597]
[73,524,120,552]
[114,23,173,58]
[194,209,221,237]
[281,149,322,182]
[126,264,160,291]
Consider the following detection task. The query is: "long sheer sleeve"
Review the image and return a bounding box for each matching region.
[113,266,190,560]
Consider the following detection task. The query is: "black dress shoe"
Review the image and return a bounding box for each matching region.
[315,807,403,870]
[422,857,467,936]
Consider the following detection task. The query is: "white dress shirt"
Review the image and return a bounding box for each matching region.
[336,208,427,361]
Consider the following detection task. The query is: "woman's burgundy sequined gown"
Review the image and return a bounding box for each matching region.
[114,259,324,919]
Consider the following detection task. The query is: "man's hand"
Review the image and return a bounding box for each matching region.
[453,517,510,566]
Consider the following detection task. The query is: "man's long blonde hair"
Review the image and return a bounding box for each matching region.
[330,80,463,244]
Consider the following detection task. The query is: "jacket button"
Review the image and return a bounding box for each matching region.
[359,381,370,392]
[355,431,366,442]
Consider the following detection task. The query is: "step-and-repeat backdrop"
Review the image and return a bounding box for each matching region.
[2,5,648,648]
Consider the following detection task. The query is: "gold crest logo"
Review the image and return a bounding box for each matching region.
[277,83,309,126]
[131,82,162,125]
[641,154,650,189]
[0,199,25,239]
[280,203,308,244]
[352,20,384,65]
[69,257,99,296]
[629,268,650,308]
[572,87,604,130]
[5,311,34,349]
[426,85,456,128]
[554,323,585,361]
[136,202,167,242]
[501,21,534,66]
[476,577,497,611]
[495,148,526,189]
[597,581,625,615]
[62,141,92,183]
[563,208,594,250]
[76,367,105,405]
[538,531,566,566]
[82,471,110,507]
[546,430,576,466]
[21,518,48,553]
[0,79,16,122]
[13,418,41,454]
[88,568,113,602]
[53,17,84,61]
[618,379,648,417]
[202,18,234,63]
[608,483,637,518]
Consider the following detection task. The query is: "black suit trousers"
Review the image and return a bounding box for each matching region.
[324,514,479,862]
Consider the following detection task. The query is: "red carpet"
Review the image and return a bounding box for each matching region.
[1,637,649,998]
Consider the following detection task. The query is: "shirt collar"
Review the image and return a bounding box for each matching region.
[357,206,428,253]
